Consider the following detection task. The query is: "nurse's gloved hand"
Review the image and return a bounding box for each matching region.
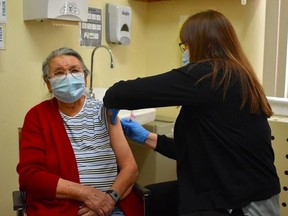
[121,119,149,144]
[109,109,120,125]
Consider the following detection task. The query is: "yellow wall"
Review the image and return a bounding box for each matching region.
[0,0,266,215]
[145,0,266,117]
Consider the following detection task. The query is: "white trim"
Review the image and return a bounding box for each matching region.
[267,96,288,116]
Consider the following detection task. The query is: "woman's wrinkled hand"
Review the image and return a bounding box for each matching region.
[78,206,97,216]
[80,187,115,216]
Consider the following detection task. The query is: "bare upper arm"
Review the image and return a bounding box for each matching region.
[106,111,136,169]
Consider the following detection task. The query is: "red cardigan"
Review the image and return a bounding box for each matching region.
[17,98,80,215]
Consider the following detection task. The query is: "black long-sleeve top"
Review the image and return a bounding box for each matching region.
[103,63,280,215]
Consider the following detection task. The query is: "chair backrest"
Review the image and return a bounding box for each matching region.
[13,127,26,216]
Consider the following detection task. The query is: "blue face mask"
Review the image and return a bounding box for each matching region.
[50,73,85,103]
[182,49,190,66]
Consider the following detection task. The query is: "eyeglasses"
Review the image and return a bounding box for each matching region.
[48,71,84,82]
[179,42,187,53]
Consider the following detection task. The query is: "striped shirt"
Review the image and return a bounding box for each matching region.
[60,97,117,191]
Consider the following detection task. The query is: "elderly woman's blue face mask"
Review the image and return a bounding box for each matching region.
[49,72,85,103]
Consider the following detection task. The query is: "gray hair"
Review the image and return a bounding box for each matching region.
[42,47,90,83]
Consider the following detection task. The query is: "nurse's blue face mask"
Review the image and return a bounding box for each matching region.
[179,42,189,66]
[49,71,85,103]
[182,49,190,66]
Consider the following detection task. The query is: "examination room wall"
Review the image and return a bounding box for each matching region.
[0,0,148,215]
[145,0,266,118]
[0,0,267,215]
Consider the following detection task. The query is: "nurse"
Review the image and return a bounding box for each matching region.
[103,10,280,216]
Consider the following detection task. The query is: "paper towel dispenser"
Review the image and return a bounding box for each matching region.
[105,3,132,45]
[23,0,88,22]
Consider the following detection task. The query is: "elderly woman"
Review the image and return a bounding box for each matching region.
[17,47,138,216]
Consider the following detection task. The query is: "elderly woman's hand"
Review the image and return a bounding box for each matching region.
[78,206,97,216]
[80,187,115,216]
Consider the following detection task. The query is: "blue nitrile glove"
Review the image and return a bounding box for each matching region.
[109,109,120,125]
[120,119,149,144]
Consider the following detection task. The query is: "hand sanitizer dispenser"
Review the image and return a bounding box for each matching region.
[106,3,132,45]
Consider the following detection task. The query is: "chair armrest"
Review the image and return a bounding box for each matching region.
[119,183,151,216]
[133,182,151,198]
[133,183,151,216]
[12,191,25,211]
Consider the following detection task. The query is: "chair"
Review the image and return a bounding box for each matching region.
[12,128,151,216]
[12,183,151,216]
[13,128,179,216]
[12,191,26,216]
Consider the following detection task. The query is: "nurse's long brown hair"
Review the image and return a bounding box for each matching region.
[180,10,272,117]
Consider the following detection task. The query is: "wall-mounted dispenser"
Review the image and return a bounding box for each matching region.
[23,0,88,22]
[105,3,132,45]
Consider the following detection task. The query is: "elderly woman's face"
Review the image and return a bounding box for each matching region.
[47,55,86,90]
[47,55,87,103]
